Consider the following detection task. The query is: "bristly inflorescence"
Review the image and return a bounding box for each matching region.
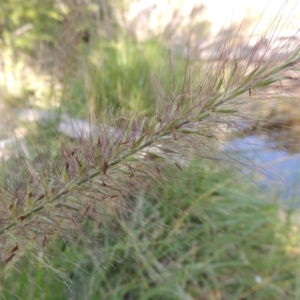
[0,13,299,267]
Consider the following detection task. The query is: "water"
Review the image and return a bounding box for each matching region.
[223,135,300,200]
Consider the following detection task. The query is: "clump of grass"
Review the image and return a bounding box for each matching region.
[3,159,300,299]
[64,161,300,299]
[62,36,180,117]
[0,33,298,263]
[0,1,300,298]
[1,7,299,251]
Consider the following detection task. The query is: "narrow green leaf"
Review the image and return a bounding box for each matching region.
[25,196,33,210]
[41,216,54,225]
[146,151,166,160]
[166,120,179,131]
[241,66,260,85]
[214,109,238,114]
[178,128,200,135]
[254,78,277,88]
[132,134,145,149]
[227,87,248,99]
[216,78,223,91]
[67,196,81,204]
[197,112,211,121]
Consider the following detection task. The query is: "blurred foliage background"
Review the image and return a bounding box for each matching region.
[0,0,204,115]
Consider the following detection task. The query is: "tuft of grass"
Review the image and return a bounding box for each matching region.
[61,36,184,118]
[2,159,300,299]
[0,5,299,267]
[0,2,300,299]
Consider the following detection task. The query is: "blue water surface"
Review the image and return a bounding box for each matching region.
[223,135,300,200]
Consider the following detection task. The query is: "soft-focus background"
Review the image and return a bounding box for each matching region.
[1,1,300,299]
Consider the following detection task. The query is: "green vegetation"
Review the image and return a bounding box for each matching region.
[62,36,183,117]
[3,160,300,299]
[0,1,299,299]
